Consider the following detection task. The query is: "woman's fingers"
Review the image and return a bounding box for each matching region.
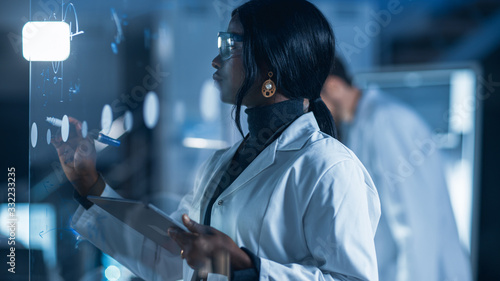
[182,214,210,234]
[168,227,211,267]
[76,138,95,158]
[168,227,196,248]
[51,116,83,150]
[169,222,237,272]
[51,131,64,149]
[68,116,83,138]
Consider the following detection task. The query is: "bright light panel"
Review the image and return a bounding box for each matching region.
[22,21,70,61]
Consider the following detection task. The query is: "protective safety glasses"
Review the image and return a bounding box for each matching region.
[218,32,243,60]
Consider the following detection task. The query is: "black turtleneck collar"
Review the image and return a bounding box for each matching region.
[244,99,304,145]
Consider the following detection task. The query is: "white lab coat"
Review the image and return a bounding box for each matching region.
[71,112,381,281]
[343,88,472,281]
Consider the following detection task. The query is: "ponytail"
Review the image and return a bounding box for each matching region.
[309,98,338,139]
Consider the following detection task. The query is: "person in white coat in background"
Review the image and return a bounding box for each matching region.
[53,1,381,280]
[321,56,472,281]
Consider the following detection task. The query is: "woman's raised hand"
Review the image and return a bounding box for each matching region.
[51,116,101,196]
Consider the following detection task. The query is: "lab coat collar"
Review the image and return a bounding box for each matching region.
[276,112,319,151]
[205,112,320,201]
[210,111,319,175]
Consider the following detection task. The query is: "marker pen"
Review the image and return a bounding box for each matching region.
[95,133,121,147]
[46,116,63,127]
[46,117,121,147]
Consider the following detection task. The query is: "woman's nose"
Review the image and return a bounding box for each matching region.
[212,55,222,70]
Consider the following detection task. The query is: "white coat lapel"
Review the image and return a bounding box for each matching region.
[219,139,279,198]
[206,143,240,185]
[192,140,242,211]
[218,113,319,198]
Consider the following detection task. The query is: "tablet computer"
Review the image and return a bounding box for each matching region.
[87,196,188,254]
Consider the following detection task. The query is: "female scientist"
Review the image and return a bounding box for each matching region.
[53,0,381,280]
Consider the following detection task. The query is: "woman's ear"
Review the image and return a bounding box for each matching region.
[303,99,310,113]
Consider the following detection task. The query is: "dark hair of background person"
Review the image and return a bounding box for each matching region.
[232,0,338,138]
[330,56,353,86]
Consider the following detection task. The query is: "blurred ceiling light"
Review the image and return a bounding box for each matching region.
[450,70,475,134]
[200,80,220,122]
[22,21,70,61]
[183,137,228,150]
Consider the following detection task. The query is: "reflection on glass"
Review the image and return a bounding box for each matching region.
[82,120,88,138]
[143,91,160,129]
[123,111,133,132]
[31,122,38,148]
[101,104,113,135]
[61,114,69,142]
[46,128,51,145]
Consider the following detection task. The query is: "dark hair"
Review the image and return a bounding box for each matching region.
[232,0,337,138]
[330,56,353,86]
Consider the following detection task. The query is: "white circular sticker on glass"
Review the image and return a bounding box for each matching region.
[143,91,160,129]
[104,265,121,281]
[61,115,70,142]
[31,122,38,148]
[101,104,113,135]
[124,110,133,132]
[46,128,52,145]
[82,120,88,138]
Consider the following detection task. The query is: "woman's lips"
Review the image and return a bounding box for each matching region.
[213,73,222,81]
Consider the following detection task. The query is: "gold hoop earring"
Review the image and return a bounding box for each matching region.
[262,72,276,98]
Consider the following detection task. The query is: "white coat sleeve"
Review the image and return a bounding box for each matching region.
[71,185,184,281]
[70,152,216,281]
[258,159,380,281]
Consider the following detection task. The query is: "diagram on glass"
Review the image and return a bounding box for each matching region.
[34,2,84,103]
[68,79,81,101]
[110,7,128,54]
[39,66,51,106]
[63,3,84,41]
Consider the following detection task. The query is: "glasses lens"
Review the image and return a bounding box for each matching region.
[218,34,232,60]
[218,32,243,60]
